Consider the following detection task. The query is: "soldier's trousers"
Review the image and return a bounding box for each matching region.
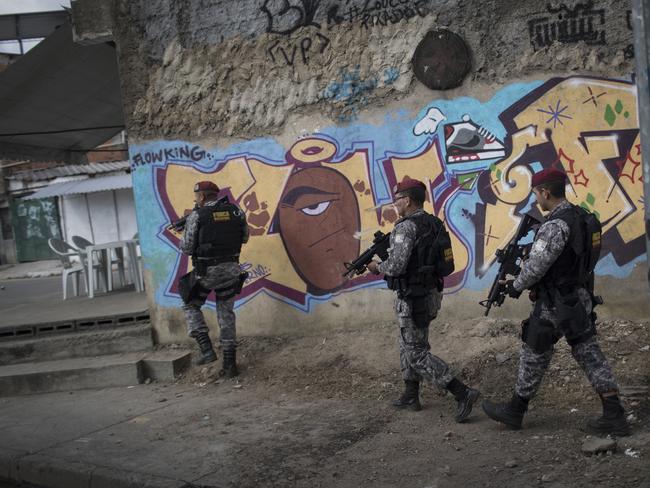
[515,336,618,399]
[182,296,237,351]
[398,317,454,389]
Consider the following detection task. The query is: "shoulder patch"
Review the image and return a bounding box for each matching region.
[532,239,548,253]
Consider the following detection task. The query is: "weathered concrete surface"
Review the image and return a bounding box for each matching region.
[0,276,148,329]
[0,323,153,366]
[70,0,114,45]
[0,354,144,396]
[0,314,648,488]
[110,0,634,140]
[141,350,192,380]
[0,351,191,396]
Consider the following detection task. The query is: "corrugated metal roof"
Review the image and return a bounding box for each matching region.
[9,160,130,181]
[21,174,132,200]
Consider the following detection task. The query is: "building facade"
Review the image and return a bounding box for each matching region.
[72,0,648,342]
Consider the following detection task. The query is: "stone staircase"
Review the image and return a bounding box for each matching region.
[0,311,191,396]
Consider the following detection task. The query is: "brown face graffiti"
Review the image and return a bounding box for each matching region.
[278,166,361,295]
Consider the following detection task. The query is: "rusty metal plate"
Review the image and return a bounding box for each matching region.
[412,30,471,90]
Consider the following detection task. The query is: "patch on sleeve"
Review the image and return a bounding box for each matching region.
[532,239,548,253]
[394,234,405,244]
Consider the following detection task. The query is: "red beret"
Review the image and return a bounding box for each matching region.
[194,181,219,194]
[531,168,566,188]
[393,178,426,194]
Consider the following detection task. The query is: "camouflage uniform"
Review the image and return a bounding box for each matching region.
[512,200,618,399]
[180,200,249,351]
[378,209,453,389]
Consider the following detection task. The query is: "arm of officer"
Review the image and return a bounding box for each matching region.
[512,219,570,291]
[235,206,249,244]
[376,220,417,276]
[179,211,199,255]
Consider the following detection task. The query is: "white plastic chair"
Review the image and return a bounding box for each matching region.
[129,232,144,291]
[71,235,124,290]
[48,238,87,300]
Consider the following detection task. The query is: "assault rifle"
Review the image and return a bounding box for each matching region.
[342,231,390,278]
[479,213,542,316]
[168,214,190,232]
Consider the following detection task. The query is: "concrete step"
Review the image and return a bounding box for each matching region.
[0,350,192,396]
[0,323,154,366]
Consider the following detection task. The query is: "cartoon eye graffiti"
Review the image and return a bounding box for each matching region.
[299,200,333,216]
[278,167,361,295]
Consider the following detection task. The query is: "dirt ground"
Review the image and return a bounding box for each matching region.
[170,315,650,488]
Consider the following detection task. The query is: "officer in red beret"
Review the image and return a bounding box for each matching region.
[367,177,480,422]
[179,181,249,376]
[482,168,629,435]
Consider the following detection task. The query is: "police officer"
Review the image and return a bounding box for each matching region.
[482,168,630,436]
[367,178,480,422]
[179,181,249,377]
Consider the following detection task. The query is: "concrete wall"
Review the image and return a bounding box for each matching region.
[96,0,648,342]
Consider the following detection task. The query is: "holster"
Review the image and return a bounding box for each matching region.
[522,299,560,354]
[179,271,211,304]
[521,316,559,354]
[410,296,431,329]
[213,272,249,301]
[552,288,594,346]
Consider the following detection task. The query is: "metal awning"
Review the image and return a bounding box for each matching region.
[0,10,70,43]
[22,174,132,200]
[0,22,124,162]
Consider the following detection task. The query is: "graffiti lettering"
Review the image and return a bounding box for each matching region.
[528,1,606,52]
[327,0,432,29]
[268,32,330,66]
[132,145,207,167]
[262,0,321,35]
[241,262,272,283]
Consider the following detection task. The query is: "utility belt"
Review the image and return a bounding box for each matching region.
[179,269,249,304]
[385,275,437,298]
[192,255,238,275]
[522,284,596,353]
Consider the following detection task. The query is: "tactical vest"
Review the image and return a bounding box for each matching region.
[194,200,244,260]
[540,204,602,291]
[386,212,455,296]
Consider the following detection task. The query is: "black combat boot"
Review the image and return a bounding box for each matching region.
[587,394,630,436]
[482,394,529,429]
[446,378,480,423]
[221,349,239,378]
[193,332,217,365]
[392,380,422,411]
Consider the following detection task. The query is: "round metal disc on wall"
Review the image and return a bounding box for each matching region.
[412,30,471,90]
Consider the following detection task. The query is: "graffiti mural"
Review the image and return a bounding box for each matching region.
[131,75,645,313]
[528,1,607,51]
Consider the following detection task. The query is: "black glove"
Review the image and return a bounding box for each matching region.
[504,279,522,299]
